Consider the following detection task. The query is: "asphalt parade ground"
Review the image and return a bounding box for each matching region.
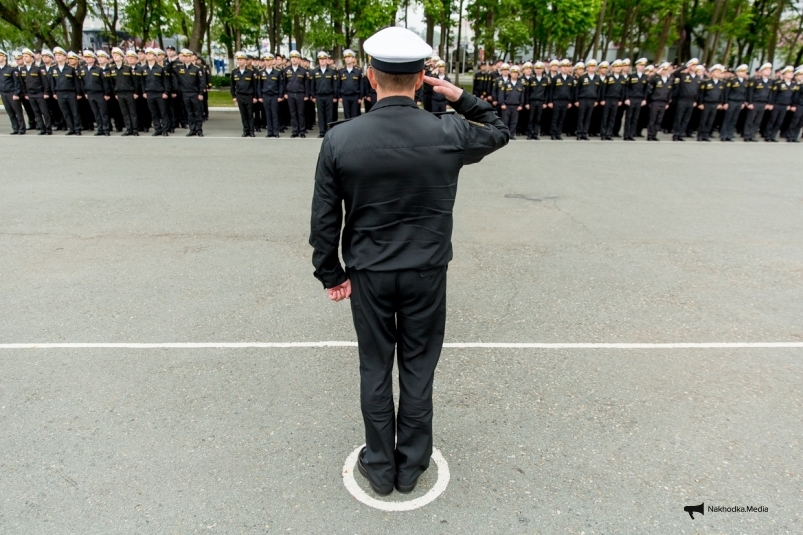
[0,111,802,534]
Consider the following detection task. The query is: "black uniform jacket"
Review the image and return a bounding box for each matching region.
[80,64,112,95]
[312,67,337,96]
[231,67,257,97]
[0,64,22,95]
[174,63,204,95]
[257,68,284,97]
[725,77,748,103]
[19,63,51,96]
[309,92,509,288]
[50,64,82,93]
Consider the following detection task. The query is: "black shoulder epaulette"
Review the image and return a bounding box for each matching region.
[432,111,456,119]
[327,118,353,129]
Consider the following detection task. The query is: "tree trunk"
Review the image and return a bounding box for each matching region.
[425,12,435,47]
[767,0,785,63]
[618,4,632,59]
[483,10,494,59]
[189,0,207,52]
[654,12,672,63]
[592,0,607,58]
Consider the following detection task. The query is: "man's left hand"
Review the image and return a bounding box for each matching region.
[327,280,351,302]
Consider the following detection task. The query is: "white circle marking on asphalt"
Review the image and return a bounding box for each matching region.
[342,444,450,511]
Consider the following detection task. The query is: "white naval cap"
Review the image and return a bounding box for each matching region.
[612,59,623,67]
[760,62,772,70]
[709,64,723,72]
[363,27,433,74]
[559,58,571,66]
[53,46,67,55]
[262,52,275,60]
[155,48,165,55]
[83,49,96,58]
[125,49,138,58]
[500,62,510,70]
[795,66,803,75]
[111,47,124,56]
[686,57,699,67]
[522,61,533,68]
[289,50,301,58]
[41,49,54,58]
[66,51,80,60]
[317,51,329,59]
[0,49,7,57]
[586,59,597,67]
[235,50,247,59]
[96,50,109,58]
[575,62,585,69]
[659,61,671,70]
[21,47,34,56]
[598,61,610,68]
[735,64,748,72]
[549,59,559,66]
[534,60,545,69]
[635,57,647,65]
[622,58,631,65]
[781,65,794,73]
[645,64,655,71]
[180,48,193,56]
[342,48,356,58]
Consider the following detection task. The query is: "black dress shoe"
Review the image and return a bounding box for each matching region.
[95,131,105,136]
[66,131,76,135]
[300,133,306,138]
[291,133,298,138]
[152,132,161,136]
[266,134,272,138]
[318,133,325,138]
[76,131,82,135]
[10,131,18,135]
[242,133,248,137]
[197,132,203,137]
[249,132,255,137]
[133,132,139,136]
[38,131,47,135]
[273,135,280,138]
[395,475,421,494]
[186,132,196,137]
[357,448,393,496]
[121,131,131,136]
[163,132,169,137]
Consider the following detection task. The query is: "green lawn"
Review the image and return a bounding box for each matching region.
[207,90,236,107]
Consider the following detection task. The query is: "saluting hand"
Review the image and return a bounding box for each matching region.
[424,75,463,102]
[327,279,352,302]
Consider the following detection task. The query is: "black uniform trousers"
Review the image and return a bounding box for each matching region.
[720,103,743,140]
[108,96,124,131]
[236,94,255,134]
[576,99,595,137]
[47,96,63,129]
[672,99,695,138]
[500,106,519,135]
[342,96,361,119]
[697,104,719,140]
[56,91,81,133]
[27,95,51,133]
[262,97,280,136]
[786,107,803,141]
[766,106,789,140]
[182,93,203,134]
[137,94,151,131]
[1,92,25,133]
[87,92,110,134]
[600,101,619,138]
[743,103,767,140]
[0,91,26,134]
[287,93,306,135]
[316,96,335,134]
[146,95,168,134]
[117,92,138,134]
[20,95,36,128]
[431,99,448,113]
[527,100,544,137]
[550,100,569,137]
[648,101,668,139]
[624,102,644,139]
[349,266,447,489]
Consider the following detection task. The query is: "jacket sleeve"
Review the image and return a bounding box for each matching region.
[309,137,347,289]
[13,69,22,97]
[74,68,83,94]
[450,91,509,164]
[305,71,311,98]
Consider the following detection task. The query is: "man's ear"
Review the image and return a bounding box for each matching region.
[367,66,378,90]
[414,70,425,90]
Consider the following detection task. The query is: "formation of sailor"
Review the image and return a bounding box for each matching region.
[470,55,803,142]
[5,45,803,143]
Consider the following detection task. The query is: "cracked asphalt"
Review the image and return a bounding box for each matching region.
[0,113,802,534]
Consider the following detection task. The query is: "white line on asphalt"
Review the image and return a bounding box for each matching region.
[0,342,801,349]
[342,444,450,511]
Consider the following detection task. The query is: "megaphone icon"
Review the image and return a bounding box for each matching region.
[684,502,704,519]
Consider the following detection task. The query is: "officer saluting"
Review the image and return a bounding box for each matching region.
[309,27,508,497]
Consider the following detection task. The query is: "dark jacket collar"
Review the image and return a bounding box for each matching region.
[369,95,419,112]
